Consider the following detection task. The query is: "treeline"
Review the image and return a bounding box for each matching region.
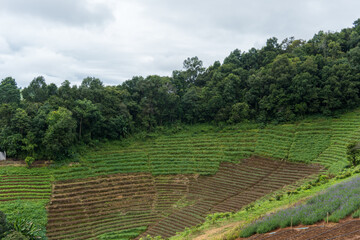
[1,19,360,160]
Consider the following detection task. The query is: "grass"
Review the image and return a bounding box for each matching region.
[97,226,147,240]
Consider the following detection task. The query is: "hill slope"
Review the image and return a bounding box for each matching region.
[1,109,360,239]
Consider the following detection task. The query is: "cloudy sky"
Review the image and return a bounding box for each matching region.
[0,0,359,87]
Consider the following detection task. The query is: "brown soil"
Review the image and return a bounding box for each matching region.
[46,157,322,240]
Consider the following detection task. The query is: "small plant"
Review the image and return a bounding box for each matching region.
[275,194,283,201]
[245,203,255,211]
[24,157,35,168]
[286,189,298,195]
[315,174,329,184]
[302,183,312,190]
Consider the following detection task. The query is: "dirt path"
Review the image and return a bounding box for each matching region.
[193,222,239,240]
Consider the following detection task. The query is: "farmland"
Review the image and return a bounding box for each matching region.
[47,157,321,239]
[1,109,360,239]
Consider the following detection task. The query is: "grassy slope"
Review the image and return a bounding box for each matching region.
[1,109,360,239]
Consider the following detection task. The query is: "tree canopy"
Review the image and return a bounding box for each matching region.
[1,19,360,160]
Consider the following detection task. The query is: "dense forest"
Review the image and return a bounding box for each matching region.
[1,19,360,160]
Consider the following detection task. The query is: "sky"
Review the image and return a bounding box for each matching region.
[0,0,359,87]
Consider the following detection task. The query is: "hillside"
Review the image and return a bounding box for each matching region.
[1,109,360,239]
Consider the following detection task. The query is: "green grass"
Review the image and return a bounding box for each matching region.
[97,226,147,240]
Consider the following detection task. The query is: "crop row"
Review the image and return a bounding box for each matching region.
[0,174,51,202]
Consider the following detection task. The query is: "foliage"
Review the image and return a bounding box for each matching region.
[43,107,77,160]
[25,157,35,168]
[0,211,11,239]
[1,19,360,159]
[12,218,42,240]
[0,200,48,239]
[346,141,360,166]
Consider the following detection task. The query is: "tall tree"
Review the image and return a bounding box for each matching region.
[0,77,20,105]
[22,76,49,103]
[43,107,77,159]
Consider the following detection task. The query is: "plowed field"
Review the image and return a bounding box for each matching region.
[46,157,321,239]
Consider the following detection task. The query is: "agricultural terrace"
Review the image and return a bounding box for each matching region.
[47,157,321,239]
[1,109,360,239]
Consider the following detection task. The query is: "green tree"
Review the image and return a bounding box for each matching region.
[229,102,249,123]
[0,77,20,105]
[183,56,205,85]
[73,99,102,141]
[43,107,76,159]
[22,76,49,103]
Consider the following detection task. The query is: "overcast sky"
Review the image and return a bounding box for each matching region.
[0,0,359,87]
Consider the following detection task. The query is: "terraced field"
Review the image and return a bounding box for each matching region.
[0,173,51,201]
[314,111,360,172]
[46,157,321,239]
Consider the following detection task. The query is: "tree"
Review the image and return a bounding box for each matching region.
[183,56,205,85]
[229,102,249,123]
[346,142,360,166]
[43,107,76,159]
[73,99,102,141]
[0,77,20,105]
[22,76,49,103]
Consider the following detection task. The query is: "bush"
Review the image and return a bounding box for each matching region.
[24,157,35,168]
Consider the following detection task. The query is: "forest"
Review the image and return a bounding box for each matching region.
[1,19,360,160]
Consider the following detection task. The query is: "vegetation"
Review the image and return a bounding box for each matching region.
[346,141,360,166]
[1,19,360,160]
[0,209,44,240]
[1,109,360,239]
[171,170,360,240]
[240,175,360,237]
[0,19,360,240]
[97,227,147,240]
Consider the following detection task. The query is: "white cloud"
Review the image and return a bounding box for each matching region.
[0,0,359,87]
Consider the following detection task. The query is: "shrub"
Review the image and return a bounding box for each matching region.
[24,157,35,168]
